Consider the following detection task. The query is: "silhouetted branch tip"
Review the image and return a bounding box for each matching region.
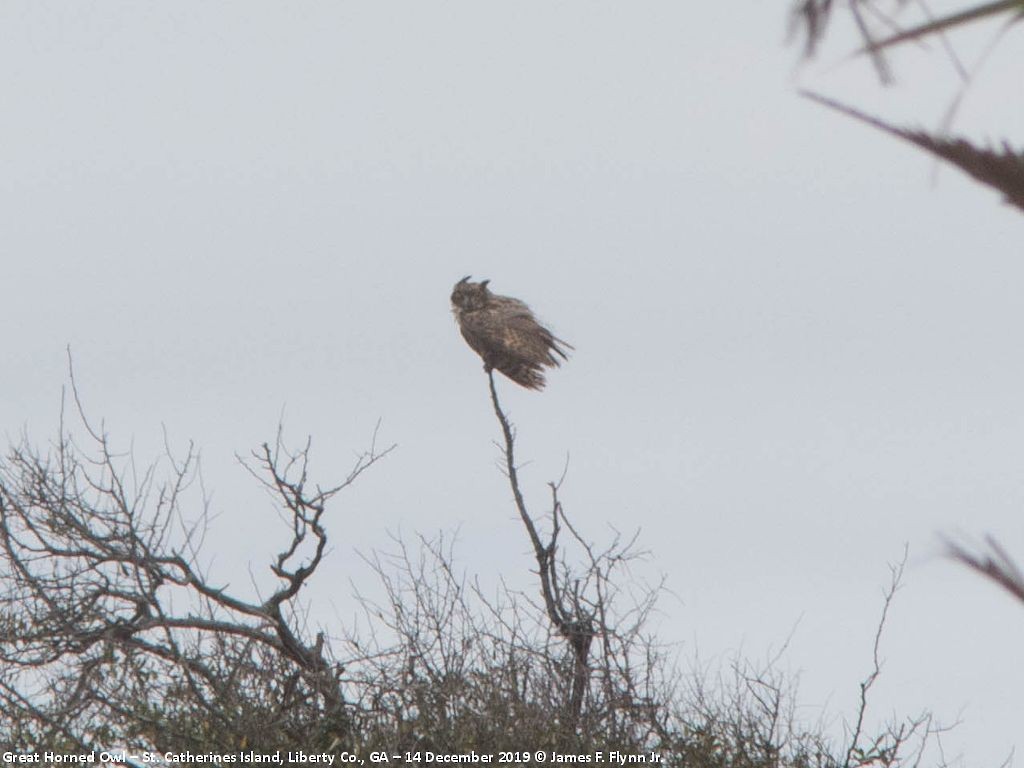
[945,534,1024,605]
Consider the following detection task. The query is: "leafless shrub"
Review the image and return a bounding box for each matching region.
[0,385,392,752]
[484,369,666,732]
[667,550,948,768]
[0,371,947,764]
[337,529,672,753]
[841,551,946,768]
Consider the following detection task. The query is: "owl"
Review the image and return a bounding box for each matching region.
[451,276,572,390]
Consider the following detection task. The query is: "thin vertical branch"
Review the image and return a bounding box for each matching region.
[486,370,594,723]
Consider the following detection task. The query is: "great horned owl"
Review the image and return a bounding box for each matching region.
[451,276,572,390]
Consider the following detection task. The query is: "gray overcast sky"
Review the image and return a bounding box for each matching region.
[1,1,1022,762]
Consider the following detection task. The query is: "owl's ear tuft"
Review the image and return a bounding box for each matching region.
[480,279,490,290]
[457,275,472,285]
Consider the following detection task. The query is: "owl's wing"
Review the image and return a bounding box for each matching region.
[501,310,571,366]
[456,298,572,390]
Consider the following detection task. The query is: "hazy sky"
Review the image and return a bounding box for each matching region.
[1,1,1022,763]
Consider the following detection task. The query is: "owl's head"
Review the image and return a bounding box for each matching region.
[451,276,491,311]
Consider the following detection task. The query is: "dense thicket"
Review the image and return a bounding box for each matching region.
[0,379,937,765]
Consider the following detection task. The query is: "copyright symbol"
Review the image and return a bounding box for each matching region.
[534,751,546,762]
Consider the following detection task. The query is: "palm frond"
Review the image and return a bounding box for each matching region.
[856,0,1024,55]
[801,90,1024,214]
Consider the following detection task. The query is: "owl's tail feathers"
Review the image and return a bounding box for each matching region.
[549,336,573,365]
[503,362,548,390]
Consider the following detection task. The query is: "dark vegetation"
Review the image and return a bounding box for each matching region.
[0,368,944,765]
